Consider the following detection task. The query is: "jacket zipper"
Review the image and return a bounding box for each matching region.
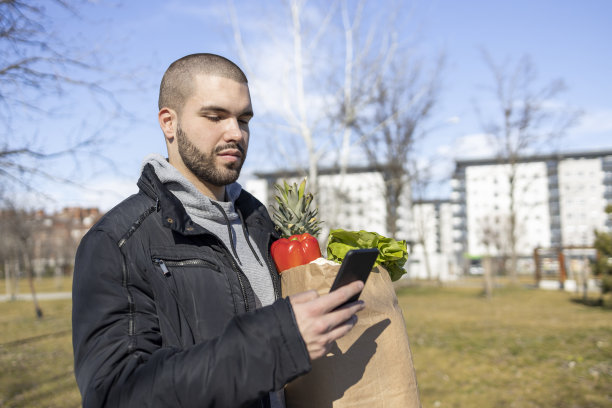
[264,233,282,300]
[227,252,250,313]
[154,256,250,312]
[265,249,281,300]
[153,258,218,277]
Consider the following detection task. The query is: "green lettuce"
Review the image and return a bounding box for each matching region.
[326,229,408,281]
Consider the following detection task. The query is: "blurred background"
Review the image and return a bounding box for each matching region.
[1,1,611,407]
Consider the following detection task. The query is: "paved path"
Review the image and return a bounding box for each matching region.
[0,292,72,302]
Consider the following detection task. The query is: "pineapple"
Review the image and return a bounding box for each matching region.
[272,178,322,238]
[270,178,323,272]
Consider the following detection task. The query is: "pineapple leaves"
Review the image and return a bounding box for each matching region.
[271,178,322,238]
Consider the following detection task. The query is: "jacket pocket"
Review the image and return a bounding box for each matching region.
[149,253,236,344]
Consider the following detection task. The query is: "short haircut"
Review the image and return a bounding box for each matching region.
[158,53,248,113]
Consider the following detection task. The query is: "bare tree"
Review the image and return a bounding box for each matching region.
[1,0,126,200]
[476,51,581,282]
[358,55,444,237]
[229,0,327,194]
[406,160,430,279]
[228,1,446,244]
[0,205,43,317]
[0,0,128,314]
[229,0,400,194]
[478,218,507,299]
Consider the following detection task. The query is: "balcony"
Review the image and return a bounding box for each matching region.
[548,189,559,199]
[453,208,466,217]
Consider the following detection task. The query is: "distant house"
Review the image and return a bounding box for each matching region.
[0,207,102,279]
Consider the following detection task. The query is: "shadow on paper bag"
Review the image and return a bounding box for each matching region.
[282,264,421,408]
[324,318,391,402]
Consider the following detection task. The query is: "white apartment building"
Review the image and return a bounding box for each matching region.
[451,150,612,273]
[246,167,398,241]
[246,166,457,281]
[246,149,612,280]
[402,200,458,281]
[558,158,609,246]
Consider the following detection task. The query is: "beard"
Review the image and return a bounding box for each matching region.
[176,125,246,187]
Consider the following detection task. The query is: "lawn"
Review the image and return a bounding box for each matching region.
[400,284,612,408]
[0,279,610,407]
[0,298,78,407]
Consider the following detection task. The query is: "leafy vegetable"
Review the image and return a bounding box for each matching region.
[326,229,408,281]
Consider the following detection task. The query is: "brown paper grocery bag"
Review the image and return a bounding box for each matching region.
[281,262,421,408]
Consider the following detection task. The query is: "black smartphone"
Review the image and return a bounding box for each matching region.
[329,248,379,308]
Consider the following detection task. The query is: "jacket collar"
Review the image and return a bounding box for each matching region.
[137,163,276,239]
[137,163,203,234]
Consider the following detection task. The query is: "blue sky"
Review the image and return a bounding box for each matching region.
[13,0,612,211]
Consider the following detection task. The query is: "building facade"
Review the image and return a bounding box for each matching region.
[247,149,612,280]
[246,166,397,241]
[402,200,457,281]
[246,166,457,280]
[451,150,612,273]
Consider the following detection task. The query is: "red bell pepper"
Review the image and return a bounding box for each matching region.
[271,233,321,273]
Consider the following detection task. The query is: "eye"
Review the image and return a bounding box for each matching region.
[238,116,252,125]
[205,116,222,122]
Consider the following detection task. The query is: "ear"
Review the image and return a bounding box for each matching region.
[158,108,177,142]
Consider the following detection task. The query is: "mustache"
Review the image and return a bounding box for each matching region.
[214,143,245,155]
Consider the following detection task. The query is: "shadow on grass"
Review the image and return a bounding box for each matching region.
[3,371,80,408]
[571,297,612,310]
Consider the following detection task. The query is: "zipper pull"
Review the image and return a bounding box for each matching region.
[154,259,170,276]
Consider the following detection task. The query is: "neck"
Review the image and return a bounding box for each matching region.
[192,177,226,201]
[169,158,226,201]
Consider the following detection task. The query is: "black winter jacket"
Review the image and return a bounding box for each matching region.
[72,164,311,407]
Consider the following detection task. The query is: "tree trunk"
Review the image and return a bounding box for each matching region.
[483,255,494,299]
[4,260,15,300]
[23,254,43,318]
[582,255,589,301]
[508,167,519,284]
[13,260,20,297]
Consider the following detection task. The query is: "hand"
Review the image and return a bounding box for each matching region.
[289,281,365,360]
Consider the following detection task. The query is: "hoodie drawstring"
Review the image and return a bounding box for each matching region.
[237,209,264,266]
[211,201,242,265]
[210,202,264,268]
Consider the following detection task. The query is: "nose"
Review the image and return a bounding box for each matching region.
[224,117,246,142]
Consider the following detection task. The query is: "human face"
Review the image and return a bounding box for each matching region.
[176,124,246,187]
[172,74,253,191]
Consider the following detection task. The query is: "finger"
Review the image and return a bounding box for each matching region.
[312,300,364,337]
[325,314,359,342]
[318,280,365,313]
[289,289,319,305]
[332,299,365,313]
[308,315,359,361]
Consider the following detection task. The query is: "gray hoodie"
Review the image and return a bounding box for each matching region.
[143,154,276,308]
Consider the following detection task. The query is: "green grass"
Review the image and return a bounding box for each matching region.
[4,275,73,295]
[400,285,612,408]
[0,298,79,408]
[0,280,611,407]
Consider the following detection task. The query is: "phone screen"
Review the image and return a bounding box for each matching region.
[329,248,379,307]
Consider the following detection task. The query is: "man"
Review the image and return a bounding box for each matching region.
[72,53,365,408]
